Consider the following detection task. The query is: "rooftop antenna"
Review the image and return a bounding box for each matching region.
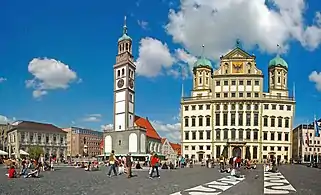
[123,15,128,35]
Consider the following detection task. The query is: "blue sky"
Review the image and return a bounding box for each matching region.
[1,0,321,142]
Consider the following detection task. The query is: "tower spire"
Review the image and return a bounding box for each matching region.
[201,44,205,58]
[123,16,128,35]
[277,44,281,57]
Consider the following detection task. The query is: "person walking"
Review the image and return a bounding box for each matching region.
[149,153,160,179]
[107,150,118,177]
[126,153,133,178]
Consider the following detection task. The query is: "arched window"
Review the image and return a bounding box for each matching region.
[117,70,120,77]
[126,43,129,51]
[121,68,125,76]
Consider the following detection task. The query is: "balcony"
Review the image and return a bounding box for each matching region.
[181,94,295,103]
[226,138,247,144]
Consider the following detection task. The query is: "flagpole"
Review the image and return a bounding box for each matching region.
[313,115,316,166]
[306,120,310,163]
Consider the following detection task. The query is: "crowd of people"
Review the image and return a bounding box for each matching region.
[4,154,59,179]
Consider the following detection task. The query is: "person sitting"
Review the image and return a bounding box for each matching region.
[135,162,142,169]
[161,162,168,169]
[20,161,28,176]
[169,162,174,169]
[25,163,41,178]
[6,165,17,178]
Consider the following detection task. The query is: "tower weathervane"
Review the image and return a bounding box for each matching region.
[123,16,128,35]
[201,44,205,58]
[276,44,281,57]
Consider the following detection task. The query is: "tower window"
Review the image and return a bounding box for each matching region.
[118,140,122,145]
[199,77,202,84]
[117,70,120,77]
[122,68,125,76]
[126,43,129,51]
[278,76,280,83]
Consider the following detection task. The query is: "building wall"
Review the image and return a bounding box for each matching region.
[181,48,295,163]
[161,139,177,162]
[7,129,67,159]
[292,124,321,162]
[64,127,103,157]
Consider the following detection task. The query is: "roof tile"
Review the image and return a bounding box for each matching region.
[134,116,161,140]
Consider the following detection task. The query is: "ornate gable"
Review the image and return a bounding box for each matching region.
[221,47,255,60]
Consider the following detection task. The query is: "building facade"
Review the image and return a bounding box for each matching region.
[181,46,295,163]
[103,17,161,157]
[7,121,67,159]
[0,124,10,151]
[63,127,103,157]
[161,138,181,162]
[292,121,321,162]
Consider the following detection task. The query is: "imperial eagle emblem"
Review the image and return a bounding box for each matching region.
[233,63,243,73]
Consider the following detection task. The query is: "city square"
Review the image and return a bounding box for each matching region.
[1,0,321,194]
[0,164,321,195]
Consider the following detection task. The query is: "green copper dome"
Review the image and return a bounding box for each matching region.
[118,34,132,42]
[268,56,288,69]
[193,57,213,69]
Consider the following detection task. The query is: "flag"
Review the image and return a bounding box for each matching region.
[315,120,320,137]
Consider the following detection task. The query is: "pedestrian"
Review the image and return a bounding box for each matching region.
[149,153,160,179]
[107,150,118,177]
[126,153,133,178]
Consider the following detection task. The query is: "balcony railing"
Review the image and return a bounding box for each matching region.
[182,94,295,102]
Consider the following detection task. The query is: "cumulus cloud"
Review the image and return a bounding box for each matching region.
[151,120,181,143]
[101,124,113,131]
[0,115,16,124]
[82,114,102,122]
[309,71,321,91]
[165,0,321,60]
[25,58,79,98]
[0,77,6,83]
[136,37,176,77]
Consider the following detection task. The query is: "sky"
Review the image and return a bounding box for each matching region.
[1,0,321,143]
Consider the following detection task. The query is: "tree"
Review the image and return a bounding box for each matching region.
[28,146,43,160]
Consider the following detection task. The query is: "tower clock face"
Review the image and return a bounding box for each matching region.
[129,79,134,89]
[117,79,124,88]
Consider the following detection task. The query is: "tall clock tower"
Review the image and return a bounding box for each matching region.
[113,16,136,131]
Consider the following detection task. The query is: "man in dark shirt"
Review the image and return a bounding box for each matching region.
[126,153,133,178]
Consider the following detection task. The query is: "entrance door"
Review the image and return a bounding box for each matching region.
[198,154,204,162]
[232,147,241,157]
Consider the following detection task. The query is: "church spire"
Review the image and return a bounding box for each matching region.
[123,16,128,35]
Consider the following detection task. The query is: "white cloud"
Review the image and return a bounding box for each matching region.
[82,114,102,122]
[101,124,113,131]
[137,20,149,30]
[165,0,321,60]
[151,120,181,143]
[136,37,176,77]
[309,71,321,91]
[0,115,16,124]
[0,77,7,83]
[25,57,79,98]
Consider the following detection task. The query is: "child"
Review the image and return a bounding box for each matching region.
[6,165,17,178]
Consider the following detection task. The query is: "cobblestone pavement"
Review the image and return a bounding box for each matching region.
[0,165,320,195]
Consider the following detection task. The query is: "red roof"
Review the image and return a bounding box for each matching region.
[170,142,181,155]
[134,116,161,140]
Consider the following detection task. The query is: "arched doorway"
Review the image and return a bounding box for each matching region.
[245,147,251,160]
[232,147,241,157]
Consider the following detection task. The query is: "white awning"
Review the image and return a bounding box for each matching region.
[0,150,8,155]
[12,149,29,156]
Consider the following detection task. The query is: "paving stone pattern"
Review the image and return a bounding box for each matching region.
[0,165,320,195]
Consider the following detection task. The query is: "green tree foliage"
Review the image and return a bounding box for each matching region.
[28,146,43,160]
